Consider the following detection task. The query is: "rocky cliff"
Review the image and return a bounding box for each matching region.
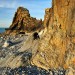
[1,0,75,74]
[32,0,75,72]
[6,7,43,34]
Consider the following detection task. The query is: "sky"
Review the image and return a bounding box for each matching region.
[0,0,52,28]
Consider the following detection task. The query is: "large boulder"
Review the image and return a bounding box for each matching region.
[2,40,13,48]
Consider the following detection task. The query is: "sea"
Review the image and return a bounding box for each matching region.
[0,28,6,33]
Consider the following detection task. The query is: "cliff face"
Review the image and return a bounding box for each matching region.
[32,0,75,70]
[6,7,43,34]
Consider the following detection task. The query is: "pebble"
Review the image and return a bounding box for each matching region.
[2,40,13,48]
[0,35,74,75]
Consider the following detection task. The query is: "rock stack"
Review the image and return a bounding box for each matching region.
[5,7,43,35]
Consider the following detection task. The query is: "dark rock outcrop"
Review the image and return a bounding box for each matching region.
[6,7,43,35]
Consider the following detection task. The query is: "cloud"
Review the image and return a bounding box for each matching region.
[0,0,52,27]
[0,0,52,9]
[0,0,17,8]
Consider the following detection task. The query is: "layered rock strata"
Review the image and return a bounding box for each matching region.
[6,7,43,35]
[32,0,75,72]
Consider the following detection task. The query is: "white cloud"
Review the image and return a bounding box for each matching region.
[0,0,17,8]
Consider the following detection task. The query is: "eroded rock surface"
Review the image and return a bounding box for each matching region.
[5,7,43,35]
[32,0,75,73]
[0,0,75,75]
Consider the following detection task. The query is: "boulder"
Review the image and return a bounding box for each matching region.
[33,32,40,40]
[2,40,13,48]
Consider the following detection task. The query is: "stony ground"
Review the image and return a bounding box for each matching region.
[0,34,74,75]
[0,34,49,75]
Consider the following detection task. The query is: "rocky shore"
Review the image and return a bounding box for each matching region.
[0,0,75,75]
[0,33,74,75]
[0,34,56,75]
[0,66,66,75]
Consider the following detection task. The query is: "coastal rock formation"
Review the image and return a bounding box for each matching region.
[6,7,43,35]
[0,0,75,74]
[2,40,12,48]
[32,0,75,72]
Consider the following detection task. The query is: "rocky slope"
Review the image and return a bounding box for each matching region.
[5,7,43,35]
[0,34,51,75]
[32,0,75,73]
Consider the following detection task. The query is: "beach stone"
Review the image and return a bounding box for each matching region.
[65,67,75,75]
[33,32,40,40]
[1,36,3,38]
[2,40,13,48]
[32,0,75,70]
[11,46,15,49]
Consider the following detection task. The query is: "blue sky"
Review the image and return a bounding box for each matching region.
[0,0,52,27]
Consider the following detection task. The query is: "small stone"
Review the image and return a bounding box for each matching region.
[2,41,9,48]
[2,40,13,48]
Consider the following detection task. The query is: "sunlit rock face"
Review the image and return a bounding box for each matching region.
[5,7,43,35]
[32,0,75,70]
